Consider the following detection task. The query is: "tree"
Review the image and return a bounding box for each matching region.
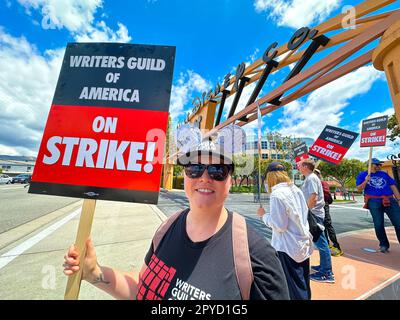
[251,156,270,179]
[388,114,400,145]
[318,159,367,191]
[267,132,302,164]
[232,153,256,188]
[173,165,183,177]
[234,156,292,189]
[160,116,177,187]
[165,115,174,159]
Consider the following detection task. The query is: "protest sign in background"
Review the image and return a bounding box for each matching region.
[360,115,388,147]
[293,142,309,163]
[29,43,176,204]
[309,125,358,165]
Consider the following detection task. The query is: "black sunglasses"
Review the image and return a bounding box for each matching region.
[184,164,233,181]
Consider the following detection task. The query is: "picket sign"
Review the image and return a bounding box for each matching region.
[309,125,358,166]
[359,116,388,176]
[26,43,175,300]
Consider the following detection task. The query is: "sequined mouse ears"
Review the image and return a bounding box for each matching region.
[175,123,246,155]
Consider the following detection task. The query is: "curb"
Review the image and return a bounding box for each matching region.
[333,201,358,204]
[0,200,83,252]
[149,205,168,222]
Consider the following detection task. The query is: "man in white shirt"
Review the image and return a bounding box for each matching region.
[299,159,335,284]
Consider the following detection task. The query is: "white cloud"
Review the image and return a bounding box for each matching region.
[17,0,131,42]
[74,21,131,43]
[247,48,260,64]
[278,65,385,139]
[18,0,102,32]
[254,0,341,29]
[169,71,212,122]
[0,28,64,156]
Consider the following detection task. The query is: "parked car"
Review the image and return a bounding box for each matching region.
[11,174,32,184]
[0,174,12,184]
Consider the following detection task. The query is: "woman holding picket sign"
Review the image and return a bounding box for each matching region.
[63,125,289,300]
[257,162,313,300]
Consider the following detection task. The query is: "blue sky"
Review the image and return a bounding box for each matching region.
[0,0,399,160]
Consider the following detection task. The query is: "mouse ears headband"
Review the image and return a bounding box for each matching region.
[175,124,246,164]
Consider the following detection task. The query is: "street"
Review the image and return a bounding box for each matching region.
[0,184,79,234]
[157,189,392,239]
[0,187,398,300]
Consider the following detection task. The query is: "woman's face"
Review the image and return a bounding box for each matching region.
[184,159,232,210]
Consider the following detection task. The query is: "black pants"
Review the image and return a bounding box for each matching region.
[323,204,341,250]
[277,252,311,300]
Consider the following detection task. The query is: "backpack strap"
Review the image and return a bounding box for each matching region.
[152,209,254,300]
[152,209,186,252]
[232,212,254,300]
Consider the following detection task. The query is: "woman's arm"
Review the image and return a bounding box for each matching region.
[263,196,288,233]
[63,239,148,300]
[88,263,147,300]
[390,185,400,204]
[357,175,370,192]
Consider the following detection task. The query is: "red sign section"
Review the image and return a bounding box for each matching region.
[33,105,168,192]
[295,153,309,164]
[309,138,349,165]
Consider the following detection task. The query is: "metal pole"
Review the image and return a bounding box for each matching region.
[257,102,262,207]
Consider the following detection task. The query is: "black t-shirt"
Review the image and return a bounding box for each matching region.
[136,209,290,300]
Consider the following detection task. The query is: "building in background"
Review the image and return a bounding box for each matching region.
[0,155,36,176]
[244,134,314,185]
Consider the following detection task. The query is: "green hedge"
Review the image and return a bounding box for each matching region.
[173,176,184,189]
[230,185,255,193]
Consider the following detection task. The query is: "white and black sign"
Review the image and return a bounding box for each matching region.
[360,115,388,147]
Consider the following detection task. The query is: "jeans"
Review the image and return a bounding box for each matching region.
[278,252,311,300]
[368,199,400,248]
[323,204,341,250]
[313,216,333,275]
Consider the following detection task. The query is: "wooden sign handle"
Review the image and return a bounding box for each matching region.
[367,147,373,175]
[315,160,321,169]
[64,199,97,300]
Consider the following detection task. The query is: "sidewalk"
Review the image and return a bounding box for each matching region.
[310,227,400,300]
[1,198,399,300]
[0,200,165,300]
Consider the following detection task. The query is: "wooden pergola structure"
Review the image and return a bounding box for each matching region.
[163,0,400,189]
